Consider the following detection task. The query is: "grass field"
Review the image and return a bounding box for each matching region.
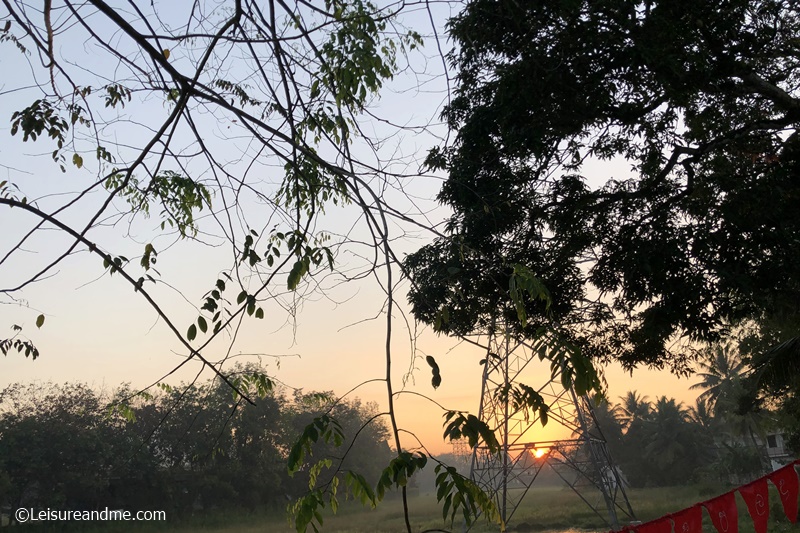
[14,483,800,533]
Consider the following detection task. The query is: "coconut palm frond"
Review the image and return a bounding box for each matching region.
[748,336,800,394]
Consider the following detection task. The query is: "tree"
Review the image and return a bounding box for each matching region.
[739,330,800,452]
[222,376,288,510]
[690,343,747,412]
[407,0,800,376]
[0,374,402,520]
[0,383,133,515]
[585,395,625,464]
[611,392,651,487]
[0,2,506,531]
[616,391,651,432]
[122,366,288,514]
[686,397,716,434]
[283,391,393,498]
[640,397,709,486]
[690,343,771,458]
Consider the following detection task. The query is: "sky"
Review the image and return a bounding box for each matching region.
[0,0,705,456]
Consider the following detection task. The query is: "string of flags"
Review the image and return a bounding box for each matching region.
[614,460,799,533]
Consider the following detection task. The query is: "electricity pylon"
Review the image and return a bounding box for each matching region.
[462,329,636,531]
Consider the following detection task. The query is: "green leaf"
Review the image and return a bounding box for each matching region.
[72,153,83,168]
[287,260,307,290]
[197,316,208,333]
[255,307,264,319]
[187,324,197,341]
[442,412,500,454]
[35,314,45,328]
[433,464,502,527]
[426,355,442,389]
[287,444,304,476]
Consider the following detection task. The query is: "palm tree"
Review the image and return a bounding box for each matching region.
[690,343,746,414]
[611,391,653,486]
[687,396,721,467]
[642,397,705,485]
[687,397,715,432]
[616,390,651,431]
[691,342,772,474]
[586,395,624,444]
[644,397,691,458]
[589,395,623,427]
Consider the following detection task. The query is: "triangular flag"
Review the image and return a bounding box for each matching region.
[637,517,673,533]
[672,505,703,533]
[703,491,738,533]
[769,463,799,523]
[739,478,769,533]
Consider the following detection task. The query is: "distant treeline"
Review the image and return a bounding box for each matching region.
[593,392,780,488]
[0,365,393,520]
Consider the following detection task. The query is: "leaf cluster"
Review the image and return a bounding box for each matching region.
[442,411,500,453]
[434,463,502,528]
[414,0,800,373]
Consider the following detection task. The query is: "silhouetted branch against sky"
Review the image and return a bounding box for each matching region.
[8,2,800,531]
[0,1,469,529]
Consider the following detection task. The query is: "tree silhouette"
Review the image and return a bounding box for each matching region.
[410,0,800,377]
[690,344,771,452]
[690,343,747,413]
[686,397,716,434]
[616,390,651,432]
[640,397,706,486]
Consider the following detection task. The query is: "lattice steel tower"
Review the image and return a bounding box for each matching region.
[463,328,636,531]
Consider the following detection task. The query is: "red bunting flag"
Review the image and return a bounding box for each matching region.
[609,460,800,533]
[672,505,703,533]
[739,478,769,533]
[768,462,799,523]
[636,517,673,533]
[703,491,738,533]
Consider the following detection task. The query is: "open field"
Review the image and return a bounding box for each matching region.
[8,484,800,533]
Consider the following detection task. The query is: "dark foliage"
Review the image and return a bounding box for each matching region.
[406,0,800,374]
[0,372,392,521]
[592,392,765,488]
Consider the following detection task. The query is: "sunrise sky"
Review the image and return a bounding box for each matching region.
[0,227,701,456]
[0,1,703,457]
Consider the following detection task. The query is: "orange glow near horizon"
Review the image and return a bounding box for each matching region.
[530,447,548,459]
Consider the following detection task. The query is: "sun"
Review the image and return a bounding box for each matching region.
[531,448,548,459]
